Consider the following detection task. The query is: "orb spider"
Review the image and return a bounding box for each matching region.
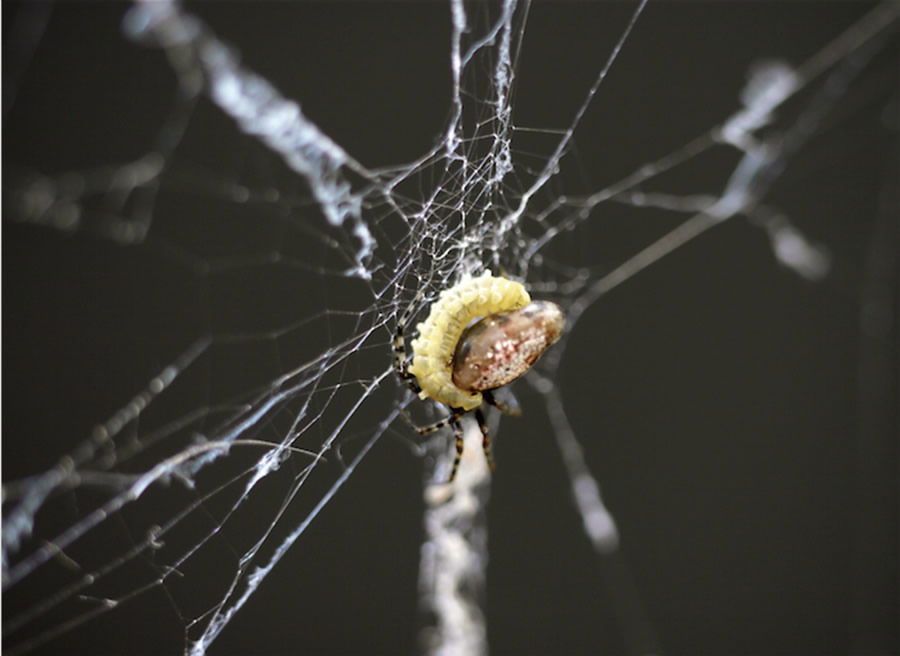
[393,271,565,482]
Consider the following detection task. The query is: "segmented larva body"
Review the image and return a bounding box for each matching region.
[408,271,531,411]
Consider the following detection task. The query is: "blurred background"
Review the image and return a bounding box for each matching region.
[4,2,897,655]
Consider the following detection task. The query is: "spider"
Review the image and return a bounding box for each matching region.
[393,271,565,482]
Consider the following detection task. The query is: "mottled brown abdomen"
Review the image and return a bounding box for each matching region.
[451,301,565,392]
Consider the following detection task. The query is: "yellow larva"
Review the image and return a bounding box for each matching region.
[407,270,531,411]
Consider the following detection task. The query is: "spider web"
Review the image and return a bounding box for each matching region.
[4,1,898,654]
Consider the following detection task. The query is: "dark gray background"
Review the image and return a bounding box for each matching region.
[4,2,897,655]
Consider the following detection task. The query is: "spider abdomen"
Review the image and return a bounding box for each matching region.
[452,301,565,391]
[407,271,531,410]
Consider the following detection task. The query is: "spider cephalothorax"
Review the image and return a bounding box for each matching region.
[394,271,564,482]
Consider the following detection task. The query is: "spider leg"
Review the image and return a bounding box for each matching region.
[474,408,495,472]
[448,417,465,483]
[483,389,522,417]
[403,407,465,436]
[401,407,468,483]
[393,291,424,395]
